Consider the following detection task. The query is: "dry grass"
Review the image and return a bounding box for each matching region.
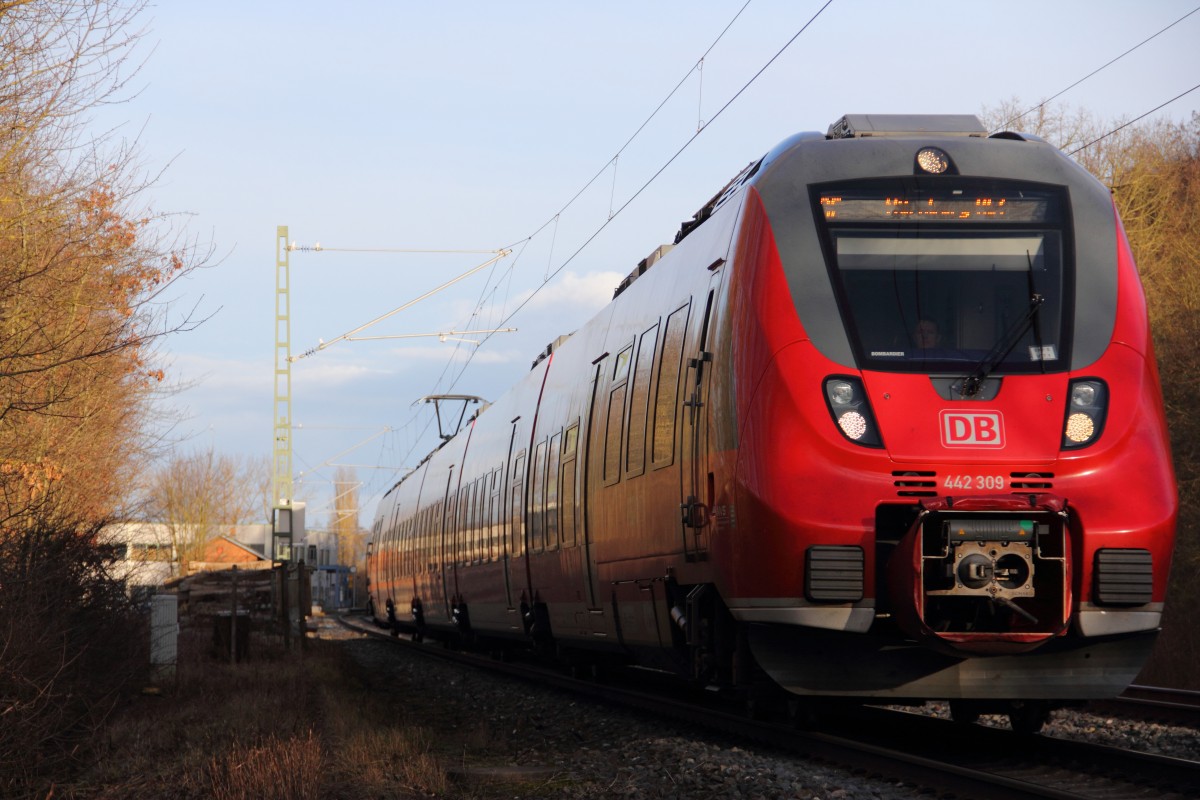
[51,626,459,800]
[207,731,322,800]
[332,724,449,796]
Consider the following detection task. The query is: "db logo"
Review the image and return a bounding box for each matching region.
[940,411,1005,448]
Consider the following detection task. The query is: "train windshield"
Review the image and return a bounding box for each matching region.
[814,178,1068,375]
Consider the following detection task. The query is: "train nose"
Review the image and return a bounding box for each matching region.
[885,494,1072,655]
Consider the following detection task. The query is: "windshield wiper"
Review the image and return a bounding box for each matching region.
[961,293,1044,397]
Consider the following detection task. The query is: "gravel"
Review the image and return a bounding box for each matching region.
[321,619,1198,798]
[907,700,1200,760]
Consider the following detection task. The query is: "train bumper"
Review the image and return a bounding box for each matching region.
[747,624,1157,700]
[886,494,1072,656]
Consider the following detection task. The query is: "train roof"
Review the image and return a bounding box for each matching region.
[826,113,987,139]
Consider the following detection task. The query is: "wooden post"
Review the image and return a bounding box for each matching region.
[280,563,291,651]
[229,565,239,664]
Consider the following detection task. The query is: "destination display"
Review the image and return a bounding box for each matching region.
[820,191,1057,223]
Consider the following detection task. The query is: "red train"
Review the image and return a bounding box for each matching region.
[367,114,1177,731]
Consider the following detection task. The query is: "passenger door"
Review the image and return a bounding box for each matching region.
[580,355,607,609]
[680,284,718,560]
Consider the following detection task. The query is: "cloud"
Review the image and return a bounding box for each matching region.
[170,351,388,392]
[381,341,522,366]
[518,269,623,315]
[167,353,270,393]
[292,360,382,388]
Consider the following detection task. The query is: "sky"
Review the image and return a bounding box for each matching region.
[96,0,1200,530]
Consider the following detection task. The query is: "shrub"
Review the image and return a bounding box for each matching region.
[0,517,148,794]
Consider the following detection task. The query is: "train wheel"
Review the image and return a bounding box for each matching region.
[949,700,982,725]
[1007,701,1049,734]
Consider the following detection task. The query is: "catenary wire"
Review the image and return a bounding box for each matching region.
[296,2,783,482]
[516,0,756,246]
[445,0,836,397]
[1067,82,1200,156]
[355,4,1190,515]
[367,0,1180,500]
[993,5,1200,133]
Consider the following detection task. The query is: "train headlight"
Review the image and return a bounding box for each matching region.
[838,411,868,439]
[828,380,855,405]
[1065,413,1094,442]
[1071,383,1096,407]
[824,376,883,448]
[1062,378,1107,449]
[915,147,952,174]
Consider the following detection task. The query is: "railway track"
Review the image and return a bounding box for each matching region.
[1089,684,1200,728]
[336,614,1200,799]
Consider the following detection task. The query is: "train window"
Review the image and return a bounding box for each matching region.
[488,468,500,561]
[428,505,437,573]
[458,488,467,566]
[437,500,445,572]
[472,479,482,566]
[393,503,406,583]
[396,518,404,578]
[815,178,1068,375]
[450,487,463,566]
[469,478,479,564]
[510,451,525,558]
[430,504,438,573]
[653,302,690,466]
[613,346,632,382]
[461,480,472,565]
[532,441,547,553]
[401,519,408,579]
[459,481,469,565]
[417,508,426,574]
[561,422,579,547]
[407,517,415,576]
[420,506,428,574]
[415,509,423,574]
[546,431,562,549]
[389,519,397,578]
[606,343,635,485]
[428,506,435,573]
[626,323,659,477]
[468,482,479,565]
[604,384,627,485]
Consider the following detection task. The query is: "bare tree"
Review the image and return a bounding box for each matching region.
[0,4,215,792]
[331,465,366,568]
[0,0,211,530]
[984,102,1200,685]
[145,448,263,574]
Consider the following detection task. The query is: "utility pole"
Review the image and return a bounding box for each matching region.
[273,225,293,513]
[273,226,294,649]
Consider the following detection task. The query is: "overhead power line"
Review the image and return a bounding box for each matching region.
[517,0,757,246]
[287,243,502,255]
[290,249,511,361]
[444,0,836,396]
[995,5,1200,133]
[344,328,517,346]
[1068,82,1200,156]
[344,2,785,506]
[301,426,391,473]
[312,2,833,517]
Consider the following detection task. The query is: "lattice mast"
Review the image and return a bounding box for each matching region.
[273,225,293,509]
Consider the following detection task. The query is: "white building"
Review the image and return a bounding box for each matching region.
[101,510,343,605]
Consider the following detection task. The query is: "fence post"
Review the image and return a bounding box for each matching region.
[229,565,239,664]
[150,593,178,681]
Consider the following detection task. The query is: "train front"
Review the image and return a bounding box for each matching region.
[723,115,1177,704]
